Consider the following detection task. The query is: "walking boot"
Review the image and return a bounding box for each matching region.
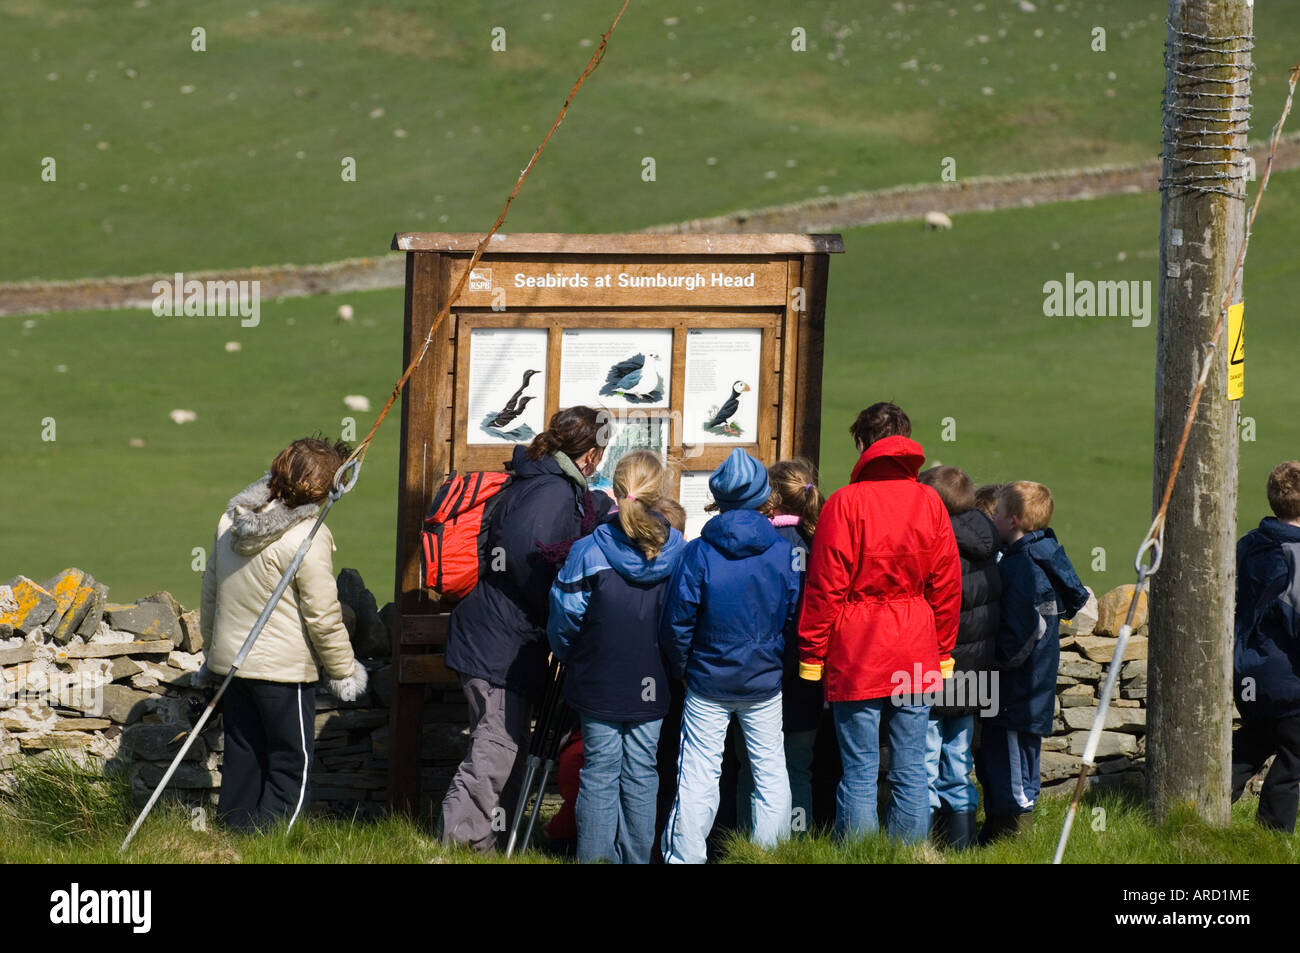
[945,811,977,850]
[977,812,1020,846]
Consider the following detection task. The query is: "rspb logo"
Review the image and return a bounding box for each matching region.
[469,268,493,291]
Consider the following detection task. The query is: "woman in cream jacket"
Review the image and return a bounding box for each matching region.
[200,436,367,833]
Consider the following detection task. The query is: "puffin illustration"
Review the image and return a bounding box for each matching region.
[599,352,664,404]
[704,381,750,434]
[486,369,539,429]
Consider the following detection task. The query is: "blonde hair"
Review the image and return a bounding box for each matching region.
[763,458,824,539]
[615,450,671,560]
[997,481,1054,532]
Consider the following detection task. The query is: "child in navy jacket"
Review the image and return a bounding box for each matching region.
[1230,461,1300,833]
[978,480,1088,844]
[548,450,685,863]
[659,449,800,864]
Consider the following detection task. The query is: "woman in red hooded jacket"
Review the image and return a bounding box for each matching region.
[797,402,961,843]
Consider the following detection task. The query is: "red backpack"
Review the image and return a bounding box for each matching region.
[421,470,512,600]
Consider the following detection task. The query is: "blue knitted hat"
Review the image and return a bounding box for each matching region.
[709,448,771,511]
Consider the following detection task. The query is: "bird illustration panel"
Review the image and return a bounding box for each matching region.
[466,327,548,445]
[557,327,673,410]
[681,328,762,444]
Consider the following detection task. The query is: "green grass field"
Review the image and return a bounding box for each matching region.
[2,751,1294,863]
[5,0,1300,282]
[7,170,1298,609]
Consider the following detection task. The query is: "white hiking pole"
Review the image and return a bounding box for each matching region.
[119,458,361,853]
[1052,532,1162,865]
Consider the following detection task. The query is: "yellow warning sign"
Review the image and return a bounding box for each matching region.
[1227,302,1244,400]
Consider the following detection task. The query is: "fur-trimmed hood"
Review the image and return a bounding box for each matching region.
[226,474,320,556]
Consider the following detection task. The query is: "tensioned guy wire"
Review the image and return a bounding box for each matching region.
[1160,20,1255,199]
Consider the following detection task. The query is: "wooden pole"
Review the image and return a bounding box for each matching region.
[1148,0,1251,824]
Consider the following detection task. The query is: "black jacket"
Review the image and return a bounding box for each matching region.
[932,508,1001,718]
[445,445,612,700]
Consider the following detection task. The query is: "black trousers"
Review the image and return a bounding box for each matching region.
[1230,713,1300,833]
[217,676,316,834]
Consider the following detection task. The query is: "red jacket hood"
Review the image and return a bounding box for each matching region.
[849,435,926,484]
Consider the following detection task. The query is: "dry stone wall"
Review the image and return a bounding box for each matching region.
[0,568,468,816]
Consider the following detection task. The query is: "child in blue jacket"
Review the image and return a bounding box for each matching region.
[1230,461,1300,832]
[659,449,800,864]
[978,480,1088,844]
[548,450,685,863]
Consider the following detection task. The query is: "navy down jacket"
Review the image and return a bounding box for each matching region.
[547,517,685,722]
[659,508,800,702]
[1234,518,1300,720]
[988,528,1089,736]
[444,445,612,700]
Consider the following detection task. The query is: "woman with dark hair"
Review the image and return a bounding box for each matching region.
[439,406,613,850]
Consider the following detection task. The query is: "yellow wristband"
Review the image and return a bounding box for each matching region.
[798,661,823,682]
[939,657,955,679]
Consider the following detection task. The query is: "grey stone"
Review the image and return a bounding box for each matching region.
[1041,735,1070,752]
[1060,683,1095,707]
[176,610,203,654]
[74,583,109,641]
[122,723,206,761]
[99,684,153,724]
[1097,755,1133,774]
[0,644,36,666]
[1121,659,1147,688]
[1058,653,1103,681]
[336,568,389,659]
[1040,750,1084,783]
[1121,685,1147,701]
[109,656,143,680]
[44,570,98,645]
[1065,729,1137,758]
[104,601,178,641]
[1,576,58,636]
[1062,705,1146,734]
[131,761,219,789]
[64,639,174,659]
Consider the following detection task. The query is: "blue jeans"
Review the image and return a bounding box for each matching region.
[577,716,662,863]
[833,697,931,843]
[661,690,792,864]
[736,729,818,835]
[925,714,977,813]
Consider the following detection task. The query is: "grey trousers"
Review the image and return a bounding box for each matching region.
[438,675,531,850]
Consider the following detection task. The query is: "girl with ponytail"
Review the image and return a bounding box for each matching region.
[735,457,826,836]
[547,449,685,863]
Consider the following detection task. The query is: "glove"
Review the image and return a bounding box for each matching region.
[326,662,369,702]
[798,660,823,682]
[939,657,955,679]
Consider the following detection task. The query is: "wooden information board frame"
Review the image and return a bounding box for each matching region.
[387,232,844,811]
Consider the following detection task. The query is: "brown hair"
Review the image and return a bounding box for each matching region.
[849,402,911,449]
[919,466,975,516]
[1267,461,1300,520]
[764,458,824,540]
[997,481,1054,532]
[614,450,672,560]
[527,406,605,461]
[974,483,1006,518]
[268,435,353,507]
[657,498,687,533]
